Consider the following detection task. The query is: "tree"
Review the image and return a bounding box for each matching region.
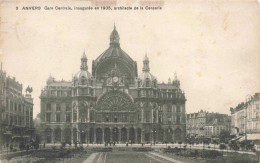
[219,130,230,143]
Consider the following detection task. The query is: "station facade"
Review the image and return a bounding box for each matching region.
[40,26,186,144]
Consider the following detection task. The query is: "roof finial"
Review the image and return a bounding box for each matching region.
[144,53,149,61]
[114,21,116,29]
[174,71,177,80]
[142,53,150,72]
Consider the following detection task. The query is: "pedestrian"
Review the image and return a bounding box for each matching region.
[10,144,13,151]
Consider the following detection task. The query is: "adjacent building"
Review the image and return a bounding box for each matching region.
[0,64,34,150]
[40,26,187,145]
[186,110,230,140]
[230,93,260,141]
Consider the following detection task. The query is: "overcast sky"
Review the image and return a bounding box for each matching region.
[1,0,260,118]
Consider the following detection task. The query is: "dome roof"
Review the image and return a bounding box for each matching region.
[137,71,157,85]
[73,52,93,85]
[46,74,55,84]
[137,54,157,87]
[93,25,135,65]
[110,25,120,44]
[74,70,93,80]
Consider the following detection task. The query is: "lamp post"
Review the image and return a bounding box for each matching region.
[152,128,156,145]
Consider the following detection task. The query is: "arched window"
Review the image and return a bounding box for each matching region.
[138,81,141,87]
[145,78,150,87]
[81,76,86,85]
[153,80,157,87]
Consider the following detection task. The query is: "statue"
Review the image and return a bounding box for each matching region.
[26,86,33,94]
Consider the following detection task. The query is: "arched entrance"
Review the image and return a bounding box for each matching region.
[129,128,135,143]
[80,132,86,143]
[104,128,111,143]
[137,128,141,143]
[54,127,61,143]
[174,128,182,142]
[145,133,150,143]
[64,128,71,144]
[166,128,173,143]
[121,128,127,143]
[158,128,164,143]
[96,128,102,144]
[112,128,119,142]
[45,128,52,143]
[73,128,77,143]
[89,128,94,143]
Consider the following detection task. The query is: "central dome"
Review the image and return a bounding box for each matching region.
[92,25,138,83]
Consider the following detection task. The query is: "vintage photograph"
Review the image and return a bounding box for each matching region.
[0,0,260,162]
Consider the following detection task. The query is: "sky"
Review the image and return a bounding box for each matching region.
[1,0,260,118]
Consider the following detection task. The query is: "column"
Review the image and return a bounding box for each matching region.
[71,129,73,144]
[52,129,55,143]
[142,109,144,122]
[127,128,129,142]
[163,130,166,142]
[61,128,64,142]
[135,128,137,144]
[156,110,159,123]
[109,128,112,142]
[152,109,153,123]
[94,128,96,143]
[87,109,90,122]
[141,130,145,143]
[118,128,121,143]
[102,128,104,144]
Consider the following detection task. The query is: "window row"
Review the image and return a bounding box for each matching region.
[46,103,71,112]
[48,90,71,97]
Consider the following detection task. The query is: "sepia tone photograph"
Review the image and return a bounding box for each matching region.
[0,0,260,162]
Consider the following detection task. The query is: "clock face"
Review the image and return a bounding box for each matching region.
[113,77,118,82]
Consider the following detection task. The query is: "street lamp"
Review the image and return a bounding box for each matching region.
[152,128,156,145]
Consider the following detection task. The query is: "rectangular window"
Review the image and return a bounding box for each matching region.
[56,113,60,122]
[6,99,9,110]
[176,116,181,123]
[67,90,71,97]
[122,114,127,122]
[256,104,259,110]
[145,112,150,122]
[46,113,51,122]
[146,90,149,97]
[96,114,101,122]
[56,104,61,112]
[66,113,71,122]
[47,103,51,111]
[51,90,55,96]
[158,114,162,123]
[10,102,13,112]
[66,104,71,112]
[73,113,77,122]
[167,106,172,113]
[57,90,61,96]
[176,106,181,113]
